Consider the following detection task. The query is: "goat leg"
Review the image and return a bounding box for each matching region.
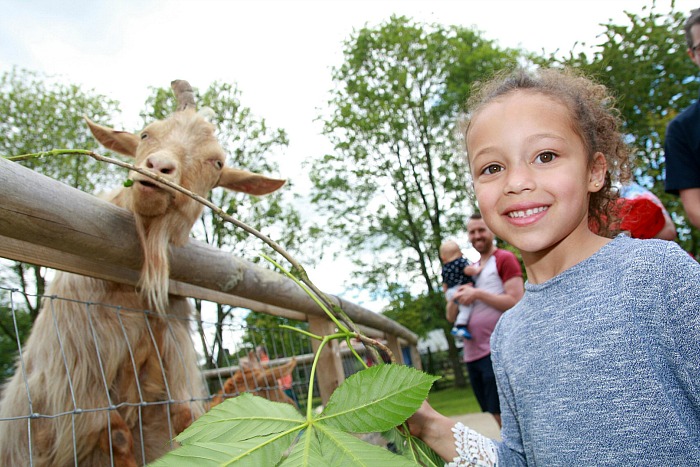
[98,412,137,467]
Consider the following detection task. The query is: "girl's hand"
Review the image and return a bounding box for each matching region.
[405,400,461,462]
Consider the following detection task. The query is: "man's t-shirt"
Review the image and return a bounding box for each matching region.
[665,98,700,195]
[462,248,522,363]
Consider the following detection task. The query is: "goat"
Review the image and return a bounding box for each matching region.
[0,80,285,466]
[210,353,298,408]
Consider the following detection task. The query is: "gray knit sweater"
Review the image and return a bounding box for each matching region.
[490,236,700,466]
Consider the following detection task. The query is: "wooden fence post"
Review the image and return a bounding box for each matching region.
[308,316,345,405]
[385,334,404,365]
[410,344,423,370]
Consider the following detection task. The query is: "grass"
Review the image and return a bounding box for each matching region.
[427,385,481,417]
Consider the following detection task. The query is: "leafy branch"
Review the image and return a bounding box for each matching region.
[9,150,443,465]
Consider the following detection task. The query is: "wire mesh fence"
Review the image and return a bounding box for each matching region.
[0,284,371,466]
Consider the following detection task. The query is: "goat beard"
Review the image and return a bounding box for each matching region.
[133,208,195,314]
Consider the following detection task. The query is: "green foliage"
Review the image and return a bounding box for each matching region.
[556,3,700,255]
[427,386,481,417]
[0,302,32,385]
[243,311,312,357]
[152,365,439,466]
[382,290,446,339]
[0,67,122,319]
[310,15,519,320]
[0,67,122,191]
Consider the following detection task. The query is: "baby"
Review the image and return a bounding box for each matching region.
[439,240,482,339]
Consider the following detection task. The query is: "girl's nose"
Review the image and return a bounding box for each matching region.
[504,165,535,195]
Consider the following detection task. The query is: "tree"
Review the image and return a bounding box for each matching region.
[309,16,519,386]
[0,68,121,321]
[557,3,700,256]
[141,81,305,369]
[243,311,312,359]
[381,289,446,340]
[0,299,32,385]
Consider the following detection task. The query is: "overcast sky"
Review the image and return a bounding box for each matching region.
[1,0,695,309]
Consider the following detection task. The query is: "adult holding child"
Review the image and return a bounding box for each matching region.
[447,213,524,428]
[407,67,700,465]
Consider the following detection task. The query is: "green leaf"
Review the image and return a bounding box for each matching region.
[279,428,326,466]
[313,423,418,466]
[176,393,304,444]
[383,427,443,467]
[320,365,438,433]
[149,431,298,467]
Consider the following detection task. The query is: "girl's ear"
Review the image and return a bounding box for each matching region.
[589,152,607,192]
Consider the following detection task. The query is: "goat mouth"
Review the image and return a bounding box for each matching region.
[138,180,158,189]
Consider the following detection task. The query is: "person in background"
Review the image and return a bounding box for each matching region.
[615,182,676,240]
[407,67,700,465]
[447,213,524,428]
[664,8,700,230]
[439,239,482,339]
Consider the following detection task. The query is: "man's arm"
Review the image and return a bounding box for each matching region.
[471,276,524,311]
[449,276,524,314]
[680,188,700,230]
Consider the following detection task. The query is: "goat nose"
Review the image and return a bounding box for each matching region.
[145,155,176,175]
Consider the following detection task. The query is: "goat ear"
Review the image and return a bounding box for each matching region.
[84,117,140,157]
[218,168,286,195]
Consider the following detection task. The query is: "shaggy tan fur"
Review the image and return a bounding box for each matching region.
[0,81,285,467]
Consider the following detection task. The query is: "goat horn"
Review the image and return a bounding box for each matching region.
[171,80,196,111]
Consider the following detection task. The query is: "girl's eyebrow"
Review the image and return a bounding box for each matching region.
[525,133,567,144]
[469,132,569,162]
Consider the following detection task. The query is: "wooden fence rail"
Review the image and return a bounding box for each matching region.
[0,157,421,402]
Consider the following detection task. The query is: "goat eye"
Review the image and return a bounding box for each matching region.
[215,160,224,170]
[140,132,148,140]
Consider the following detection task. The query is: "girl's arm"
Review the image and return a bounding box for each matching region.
[406,401,498,466]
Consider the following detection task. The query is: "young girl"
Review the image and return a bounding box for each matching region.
[407,67,700,465]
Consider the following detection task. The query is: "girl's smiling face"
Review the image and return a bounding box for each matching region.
[466,90,606,258]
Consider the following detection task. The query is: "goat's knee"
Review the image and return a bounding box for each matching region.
[99,414,136,467]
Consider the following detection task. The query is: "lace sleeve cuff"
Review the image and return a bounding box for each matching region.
[446,422,498,467]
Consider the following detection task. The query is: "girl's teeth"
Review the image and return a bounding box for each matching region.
[508,206,548,218]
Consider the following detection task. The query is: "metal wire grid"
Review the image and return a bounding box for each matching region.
[0,284,372,466]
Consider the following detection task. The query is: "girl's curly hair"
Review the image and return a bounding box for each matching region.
[462,67,633,237]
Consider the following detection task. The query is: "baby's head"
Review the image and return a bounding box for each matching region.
[439,240,462,263]
[463,67,632,237]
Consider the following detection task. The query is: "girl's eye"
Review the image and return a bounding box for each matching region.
[535,151,557,164]
[481,164,503,175]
